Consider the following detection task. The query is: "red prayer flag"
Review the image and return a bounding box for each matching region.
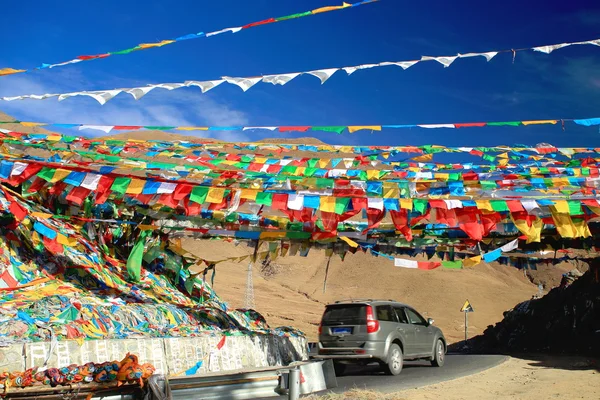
[418,261,441,270]
[454,123,486,128]
[65,186,91,206]
[279,126,311,132]
[242,18,276,29]
[216,336,226,350]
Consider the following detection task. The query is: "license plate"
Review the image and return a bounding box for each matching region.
[332,327,352,335]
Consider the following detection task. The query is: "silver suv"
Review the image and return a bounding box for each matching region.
[317,299,446,375]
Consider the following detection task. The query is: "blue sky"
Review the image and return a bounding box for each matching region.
[1,0,600,147]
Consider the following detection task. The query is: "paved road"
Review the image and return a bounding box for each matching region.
[326,354,507,394]
[256,354,506,399]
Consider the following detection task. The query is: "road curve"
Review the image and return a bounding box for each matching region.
[329,354,507,394]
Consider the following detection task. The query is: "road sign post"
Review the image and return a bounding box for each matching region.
[460,300,474,342]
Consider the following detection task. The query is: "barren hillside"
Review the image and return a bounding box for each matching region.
[184,240,571,342]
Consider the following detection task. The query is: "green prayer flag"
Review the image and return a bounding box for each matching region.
[442,261,462,269]
[275,11,311,21]
[487,121,521,127]
[144,126,176,130]
[190,186,209,204]
[568,201,582,215]
[304,167,318,177]
[109,47,139,55]
[311,126,346,134]
[335,198,350,215]
[111,177,131,195]
[286,231,311,239]
[126,230,150,282]
[11,265,24,282]
[480,181,497,190]
[37,168,56,182]
[413,199,428,215]
[256,192,273,206]
[56,306,79,322]
[490,200,509,212]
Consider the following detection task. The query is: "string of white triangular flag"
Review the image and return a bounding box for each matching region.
[1,37,599,105]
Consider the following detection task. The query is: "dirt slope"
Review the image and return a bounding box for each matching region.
[184,240,570,342]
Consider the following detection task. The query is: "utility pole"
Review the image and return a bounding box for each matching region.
[244,261,255,309]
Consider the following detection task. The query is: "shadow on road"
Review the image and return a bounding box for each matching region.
[338,361,433,377]
[448,342,600,373]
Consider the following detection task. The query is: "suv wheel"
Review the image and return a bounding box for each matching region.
[333,362,346,376]
[383,343,403,375]
[431,339,445,367]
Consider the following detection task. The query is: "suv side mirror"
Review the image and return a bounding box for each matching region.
[427,318,434,326]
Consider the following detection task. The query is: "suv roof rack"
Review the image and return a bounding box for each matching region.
[333,299,397,304]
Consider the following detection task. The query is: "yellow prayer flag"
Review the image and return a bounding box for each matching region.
[21,122,45,127]
[138,40,175,49]
[463,255,482,267]
[347,126,382,133]
[475,200,494,212]
[177,126,209,131]
[511,214,543,243]
[125,179,145,194]
[551,201,569,214]
[412,154,433,162]
[400,199,413,210]
[522,120,557,125]
[50,169,72,183]
[383,183,400,199]
[56,233,78,247]
[138,224,157,231]
[0,68,26,76]
[240,189,258,200]
[312,3,350,14]
[320,196,337,213]
[206,187,226,203]
[367,170,379,180]
[31,212,53,219]
[340,236,359,248]
[259,232,287,239]
[318,160,329,168]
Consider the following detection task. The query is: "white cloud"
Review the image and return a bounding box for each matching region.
[0,70,251,141]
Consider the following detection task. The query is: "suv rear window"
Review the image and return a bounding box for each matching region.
[322,304,367,325]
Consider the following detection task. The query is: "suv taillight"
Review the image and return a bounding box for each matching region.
[318,324,322,335]
[366,305,379,333]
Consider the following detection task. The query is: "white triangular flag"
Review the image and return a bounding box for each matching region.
[262,73,300,85]
[60,90,121,105]
[418,124,455,129]
[532,43,571,54]
[582,39,600,46]
[421,55,458,68]
[306,68,339,84]
[1,96,24,101]
[380,60,419,70]
[394,258,418,268]
[500,238,519,252]
[157,182,177,194]
[10,162,28,176]
[124,86,155,100]
[206,27,242,37]
[458,51,498,61]
[242,126,277,131]
[342,63,378,75]
[222,76,262,92]
[81,173,102,190]
[78,125,114,134]
[185,80,225,93]
[29,93,58,100]
[153,83,186,90]
[49,59,83,68]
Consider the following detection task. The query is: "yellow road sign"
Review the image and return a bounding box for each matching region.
[460,299,474,312]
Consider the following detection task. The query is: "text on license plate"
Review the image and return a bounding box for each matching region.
[332,327,352,334]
